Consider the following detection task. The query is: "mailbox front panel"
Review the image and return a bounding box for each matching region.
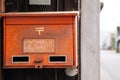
[4,14,78,68]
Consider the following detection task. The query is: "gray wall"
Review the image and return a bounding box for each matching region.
[81,0,100,80]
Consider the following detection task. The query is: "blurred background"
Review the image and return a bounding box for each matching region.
[100,0,120,80]
[100,0,120,50]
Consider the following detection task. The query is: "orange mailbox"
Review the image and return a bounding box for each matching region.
[3,12,79,68]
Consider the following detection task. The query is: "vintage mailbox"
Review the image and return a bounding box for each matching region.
[3,12,79,68]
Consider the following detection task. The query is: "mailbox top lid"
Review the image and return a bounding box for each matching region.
[0,11,79,17]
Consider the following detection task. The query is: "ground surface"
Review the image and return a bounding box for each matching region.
[101,50,120,80]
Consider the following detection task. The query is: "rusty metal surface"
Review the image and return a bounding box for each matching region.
[0,0,80,80]
[4,25,74,68]
[3,13,78,68]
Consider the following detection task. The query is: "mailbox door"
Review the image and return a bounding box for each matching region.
[4,24,74,68]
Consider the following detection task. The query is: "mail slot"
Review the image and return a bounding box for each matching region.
[3,12,78,68]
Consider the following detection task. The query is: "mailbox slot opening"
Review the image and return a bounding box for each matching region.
[12,56,30,63]
[49,56,66,62]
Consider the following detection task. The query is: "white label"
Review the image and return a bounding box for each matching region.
[23,39,55,53]
[29,0,51,5]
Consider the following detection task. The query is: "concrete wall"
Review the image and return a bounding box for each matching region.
[81,0,100,80]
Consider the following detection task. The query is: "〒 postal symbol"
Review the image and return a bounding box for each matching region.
[35,27,44,35]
